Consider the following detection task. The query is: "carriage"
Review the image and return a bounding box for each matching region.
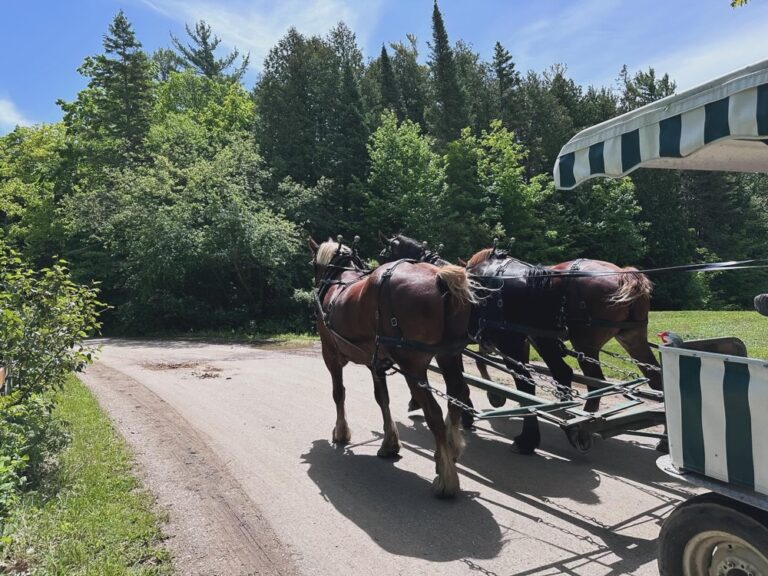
[312,58,768,572]
[553,57,768,575]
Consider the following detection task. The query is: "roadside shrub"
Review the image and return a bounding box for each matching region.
[0,242,101,520]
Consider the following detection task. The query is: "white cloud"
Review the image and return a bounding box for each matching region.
[141,0,384,71]
[643,20,768,92]
[0,98,32,133]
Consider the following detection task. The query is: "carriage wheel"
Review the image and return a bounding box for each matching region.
[565,427,593,453]
[487,391,507,408]
[659,492,768,576]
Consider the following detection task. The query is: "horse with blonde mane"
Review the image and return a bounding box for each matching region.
[309,237,475,497]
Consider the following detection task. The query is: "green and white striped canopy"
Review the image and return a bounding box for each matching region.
[554,60,768,190]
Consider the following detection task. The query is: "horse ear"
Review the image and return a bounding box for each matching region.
[308,237,319,254]
[378,230,389,245]
[457,257,467,267]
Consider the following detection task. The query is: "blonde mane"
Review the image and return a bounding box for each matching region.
[466,248,494,268]
[316,240,352,266]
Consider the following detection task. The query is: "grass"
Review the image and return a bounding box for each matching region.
[530,310,768,379]
[1,376,171,576]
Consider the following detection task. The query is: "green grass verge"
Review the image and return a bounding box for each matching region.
[1,376,171,576]
[531,310,768,378]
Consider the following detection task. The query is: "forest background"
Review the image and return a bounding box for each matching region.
[2,3,767,334]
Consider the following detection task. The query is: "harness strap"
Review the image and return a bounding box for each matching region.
[376,336,468,356]
[479,318,569,340]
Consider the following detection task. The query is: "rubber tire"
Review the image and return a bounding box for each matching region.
[658,492,768,575]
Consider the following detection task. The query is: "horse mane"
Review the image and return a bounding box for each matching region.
[466,248,494,268]
[316,240,351,266]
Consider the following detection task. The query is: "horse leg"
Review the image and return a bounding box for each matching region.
[403,370,460,498]
[371,368,401,458]
[615,328,667,452]
[323,347,351,444]
[500,336,541,455]
[570,340,608,413]
[615,328,662,391]
[435,354,468,459]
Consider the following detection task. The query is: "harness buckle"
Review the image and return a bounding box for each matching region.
[390,317,398,328]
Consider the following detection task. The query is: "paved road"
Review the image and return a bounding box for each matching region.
[80,339,694,576]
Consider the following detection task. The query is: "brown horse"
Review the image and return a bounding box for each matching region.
[466,247,660,454]
[310,237,475,497]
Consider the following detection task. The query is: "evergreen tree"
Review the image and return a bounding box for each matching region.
[332,65,369,187]
[171,20,250,81]
[453,41,494,135]
[379,46,404,119]
[255,28,318,183]
[492,42,521,130]
[59,10,155,163]
[391,35,428,129]
[152,47,183,81]
[618,65,676,113]
[427,2,468,145]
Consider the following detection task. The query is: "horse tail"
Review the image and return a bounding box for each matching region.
[437,265,480,307]
[609,268,653,306]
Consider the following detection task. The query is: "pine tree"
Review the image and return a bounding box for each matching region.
[391,35,428,129]
[171,20,250,81]
[379,46,404,119]
[60,10,155,162]
[492,41,520,130]
[333,65,369,186]
[428,2,468,145]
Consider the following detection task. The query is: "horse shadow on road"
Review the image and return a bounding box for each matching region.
[300,439,504,562]
[395,415,692,575]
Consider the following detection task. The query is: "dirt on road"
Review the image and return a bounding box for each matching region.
[80,339,694,576]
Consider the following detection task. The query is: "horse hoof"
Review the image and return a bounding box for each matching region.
[566,428,593,453]
[377,443,401,458]
[487,391,506,408]
[431,475,459,499]
[510,441,537,456]
[332,425,351,445]
[461,413,475,430]
[655,438,669,453]
[583,400,600,413]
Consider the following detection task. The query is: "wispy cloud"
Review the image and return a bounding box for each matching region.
[0,98,32,134]
[510,0,623,72]
[141,0,384,71]
[644,18,768,91]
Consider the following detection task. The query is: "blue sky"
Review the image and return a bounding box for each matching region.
[2,0,768,134]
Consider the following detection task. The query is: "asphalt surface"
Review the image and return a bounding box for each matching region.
[80,339,696,576]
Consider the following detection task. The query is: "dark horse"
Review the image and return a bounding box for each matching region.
[380,233,660,454]
[466,247,660,454]
[310,237,475,497]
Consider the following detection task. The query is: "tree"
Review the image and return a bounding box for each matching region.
[618,65,676,113]
[379,46,404,119]
[366,111,445,242]
[171,20,250,81]
[151,47,184,81]
[0,124,66,262]
[390,35,428,129]
[59,11,155,164]
[453,41,494,135]
[492,41,521,131]
[427,2,468,145]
